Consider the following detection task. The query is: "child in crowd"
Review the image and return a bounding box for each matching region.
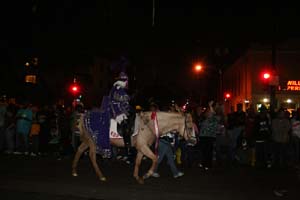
[30,117,40,156]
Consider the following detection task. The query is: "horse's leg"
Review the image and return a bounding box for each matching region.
[72,142,88,177]
[133,151,144,184]
[140,145,157,179]
[89,142,106,181]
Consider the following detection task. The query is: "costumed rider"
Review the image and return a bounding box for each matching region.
[109,72,132,147]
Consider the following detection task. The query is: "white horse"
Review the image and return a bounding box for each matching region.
[72,111,194,184]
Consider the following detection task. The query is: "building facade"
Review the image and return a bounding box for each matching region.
[223,40,300,113]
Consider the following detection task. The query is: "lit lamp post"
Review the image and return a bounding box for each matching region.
[193,63,223,102]
[193,64,203,80]
[193,64,204,102]
[194,64,203,73]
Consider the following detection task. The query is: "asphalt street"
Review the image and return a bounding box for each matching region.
[0,154,299,200]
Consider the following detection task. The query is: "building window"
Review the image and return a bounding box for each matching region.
[25,75,37,84]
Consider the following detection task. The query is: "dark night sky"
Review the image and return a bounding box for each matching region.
[1,1,300,62]
[1,1,300,104]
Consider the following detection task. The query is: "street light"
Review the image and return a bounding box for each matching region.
[263,98,269,103]
[192,63,223,102]
[194,64,203,73]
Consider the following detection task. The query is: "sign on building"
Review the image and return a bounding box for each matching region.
[287,80,300,91]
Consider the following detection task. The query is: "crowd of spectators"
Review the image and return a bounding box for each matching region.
[190,102,300,171]
[0,97,299,173]
[0,99,80,159]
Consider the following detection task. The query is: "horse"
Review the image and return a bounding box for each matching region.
[71,111,195,184]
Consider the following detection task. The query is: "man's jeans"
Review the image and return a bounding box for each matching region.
[155,139,179,176]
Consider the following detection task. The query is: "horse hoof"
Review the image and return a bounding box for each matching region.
[100,177,107,182]
[136,177,144,184]
[72,173,78,177]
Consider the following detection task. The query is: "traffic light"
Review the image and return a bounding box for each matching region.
[69,83,80,95]
[224,92,231,101]
[260,70,273,91]
[225,93,231,99]
[260,69,279,88]
[262,72,271,80]
[260,70,273,82]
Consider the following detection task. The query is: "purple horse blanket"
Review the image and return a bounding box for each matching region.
[83,96,112,158]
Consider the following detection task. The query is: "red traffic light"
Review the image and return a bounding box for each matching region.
[261,70,272,81]
[225,92,231,99]
[263,72,271,80]
[69,84,80,95]
[72,86,78,92]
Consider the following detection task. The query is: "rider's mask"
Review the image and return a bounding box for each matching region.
[114,80,128,89]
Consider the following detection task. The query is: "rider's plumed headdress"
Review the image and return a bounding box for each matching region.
[117,72,128,81]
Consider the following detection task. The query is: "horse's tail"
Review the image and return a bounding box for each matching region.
[76,113,85,139]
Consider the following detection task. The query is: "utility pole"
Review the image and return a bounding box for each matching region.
[152,0,156,27]
[270,7,277,113]
[270,39,276,113]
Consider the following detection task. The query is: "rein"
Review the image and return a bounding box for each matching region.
[151,112,160,156]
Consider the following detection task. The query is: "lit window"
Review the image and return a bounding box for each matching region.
[25,75,37,84]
